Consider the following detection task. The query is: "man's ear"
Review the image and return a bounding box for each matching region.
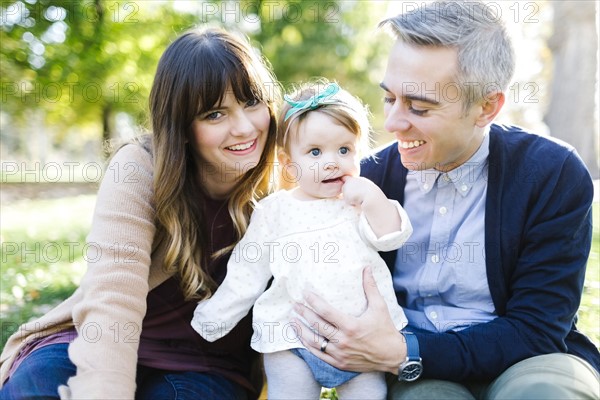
[475,92,505,127]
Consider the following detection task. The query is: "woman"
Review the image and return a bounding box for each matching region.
[0,27,279,399]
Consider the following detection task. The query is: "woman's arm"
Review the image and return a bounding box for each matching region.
[63,144,156,399]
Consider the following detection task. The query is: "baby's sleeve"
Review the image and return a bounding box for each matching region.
[191,205,273,342]
[359,200,413,252]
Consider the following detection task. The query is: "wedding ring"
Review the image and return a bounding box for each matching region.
[320,338,329,353]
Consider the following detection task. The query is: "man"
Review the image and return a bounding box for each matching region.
[294,1,600,398]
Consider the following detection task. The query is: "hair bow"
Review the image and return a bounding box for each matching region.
[283,83,340,121]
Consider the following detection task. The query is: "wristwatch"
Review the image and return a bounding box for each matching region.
[398,332,423,382]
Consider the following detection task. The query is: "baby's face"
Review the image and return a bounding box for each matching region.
[283,112,360,200]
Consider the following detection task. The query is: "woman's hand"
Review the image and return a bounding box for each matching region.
[293,267,407,374]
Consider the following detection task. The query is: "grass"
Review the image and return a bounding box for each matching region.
[1,195,598,388]
[1,195,93,346]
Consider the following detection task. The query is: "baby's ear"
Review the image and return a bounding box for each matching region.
[276,150,297,191]
[277,150,291,166]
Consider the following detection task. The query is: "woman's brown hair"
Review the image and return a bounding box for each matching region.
[149,27,279,300]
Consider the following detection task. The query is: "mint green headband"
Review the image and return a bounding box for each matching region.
[283,83,340,122]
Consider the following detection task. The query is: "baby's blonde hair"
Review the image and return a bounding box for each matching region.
[277,79,372,160]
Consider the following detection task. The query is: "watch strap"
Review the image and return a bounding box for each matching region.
[404,332,420,361]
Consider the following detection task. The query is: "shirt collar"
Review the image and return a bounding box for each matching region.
[408,129,489,197]
[408,168,440,194]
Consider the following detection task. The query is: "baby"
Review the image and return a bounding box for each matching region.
[192,81,412,399]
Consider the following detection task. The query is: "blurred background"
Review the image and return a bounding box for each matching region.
[1,0,598,172]
[0,0,599,352]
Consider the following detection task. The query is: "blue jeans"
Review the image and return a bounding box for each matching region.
[0,343,248,400]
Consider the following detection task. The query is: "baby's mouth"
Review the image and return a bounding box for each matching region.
[322,177,343,183]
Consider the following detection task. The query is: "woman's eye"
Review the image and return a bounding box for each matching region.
[339,147,349,155]
[310,148,321,156]
[246,98,259,107]
[205,111,223,120]
[383,97,395,104]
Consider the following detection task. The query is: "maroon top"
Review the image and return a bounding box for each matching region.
[138,196,258,394]
[10,197,259,395]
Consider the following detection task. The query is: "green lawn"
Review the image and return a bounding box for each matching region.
[1,196,599,353]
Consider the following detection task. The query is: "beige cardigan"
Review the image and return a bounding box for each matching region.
[0,144,175,399]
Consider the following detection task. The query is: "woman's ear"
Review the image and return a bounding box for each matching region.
[475,92,505,127]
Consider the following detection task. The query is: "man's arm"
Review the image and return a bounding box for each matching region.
[293,267,407,374]
[294,142,595,380]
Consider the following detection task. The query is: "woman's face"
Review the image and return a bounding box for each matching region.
[189,88,270,198]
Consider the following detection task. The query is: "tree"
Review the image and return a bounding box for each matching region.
[2,0,395,161]
[1,1,197,158]
[211,0,393,143]
[544,1,599,178]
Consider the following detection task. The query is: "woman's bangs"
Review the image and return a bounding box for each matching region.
[229,63,269,104]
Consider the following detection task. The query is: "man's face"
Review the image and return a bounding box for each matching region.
[381,41,486,172]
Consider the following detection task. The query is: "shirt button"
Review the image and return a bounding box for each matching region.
[439,206,447,215]
[423,183,430,190]
[430,311,438,319]
[443,175,451,182]
[460,184,468,192]
[431,255,440,263]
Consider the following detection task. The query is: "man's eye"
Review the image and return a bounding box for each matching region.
[310,149,321,156]
[409,105,428,116]
[383,97,395,104]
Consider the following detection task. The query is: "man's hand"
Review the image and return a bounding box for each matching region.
[293,267,407,374]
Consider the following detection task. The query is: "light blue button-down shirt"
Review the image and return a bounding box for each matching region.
[394,132,496,332]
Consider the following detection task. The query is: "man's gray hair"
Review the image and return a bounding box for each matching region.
[380,0,515,110]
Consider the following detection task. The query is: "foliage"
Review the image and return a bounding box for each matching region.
[1,1,199,150]
[249,0,392,140]
[1,0,394,160]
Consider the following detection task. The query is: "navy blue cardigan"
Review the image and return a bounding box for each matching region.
[361,123,599,381]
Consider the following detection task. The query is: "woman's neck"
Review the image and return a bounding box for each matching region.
[198,173,238,200]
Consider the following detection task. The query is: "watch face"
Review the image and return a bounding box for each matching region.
[401,361,423,382]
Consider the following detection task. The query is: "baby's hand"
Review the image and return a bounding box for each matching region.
[342,176,404,238]
[341,176,383,208]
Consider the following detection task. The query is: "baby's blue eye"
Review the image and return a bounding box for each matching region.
[310,148,321,156]
[339,147,349,155]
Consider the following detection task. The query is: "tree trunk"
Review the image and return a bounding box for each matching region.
[544,1,599,179]
[102,104,112,143]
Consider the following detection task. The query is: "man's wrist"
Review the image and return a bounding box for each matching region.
[385,330,407,374]
[398,332,423,381]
